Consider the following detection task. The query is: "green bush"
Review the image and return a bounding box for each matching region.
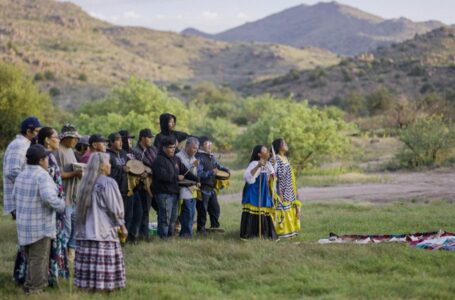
[236,99,352,172]
[191,117,239,152]
[398,115,455,167]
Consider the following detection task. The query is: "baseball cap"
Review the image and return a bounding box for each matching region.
[21,117,41,132]
[88,134,108,145]
[26,144,50,162]
[108,132,122,143]
[119,130,135,139]
[139,128,154,139]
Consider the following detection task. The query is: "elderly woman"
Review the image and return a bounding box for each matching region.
[240,145,277,240]
[74,152,127,291]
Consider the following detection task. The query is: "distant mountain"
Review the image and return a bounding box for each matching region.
[183,1,445,56]
[243,27,455,105]
[181,27,213,39]
[0,0,339,109]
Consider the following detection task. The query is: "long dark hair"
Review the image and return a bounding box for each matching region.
[249,145,265,163]
[37,127,55,147]
[272,138,289,157]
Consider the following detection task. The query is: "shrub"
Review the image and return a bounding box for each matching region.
[398,115,455,167]
[78,73,87,81]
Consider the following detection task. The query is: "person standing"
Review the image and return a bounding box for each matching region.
[175,137,200,237]
[3,117,42,284]
[131,128,157,242]
[54,124,82,261]
[74,153,127,291]
[37,127,69,284]
[196,136,230,234]
[152,136,198,238]
[271,138,301,238]
[3,116,41,217]
[240,145,277,240]
[13,144,65,294]
[154,113,189,149]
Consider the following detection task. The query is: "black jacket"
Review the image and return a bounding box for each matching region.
[196,151,229,191]
[106,148,129,197]
[151,150,198,195]
[154,113,189,148]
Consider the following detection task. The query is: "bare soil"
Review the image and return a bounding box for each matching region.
[220,169,455,203]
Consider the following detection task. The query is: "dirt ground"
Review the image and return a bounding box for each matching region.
[220,168,455,203]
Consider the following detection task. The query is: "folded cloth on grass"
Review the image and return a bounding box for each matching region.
[318,230,455,251]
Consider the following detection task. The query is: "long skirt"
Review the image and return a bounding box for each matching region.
[74,240,125,291]
[240,204,277,240]
[273,200,301,238]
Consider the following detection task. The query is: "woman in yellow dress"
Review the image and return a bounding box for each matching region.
[271,138,301,238]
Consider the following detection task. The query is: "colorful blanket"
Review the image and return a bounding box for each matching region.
[318,230,455,251]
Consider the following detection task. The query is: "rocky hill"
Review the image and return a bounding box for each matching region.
[183,1,444,56]
[0,0,339,109]
[242,27,455,105]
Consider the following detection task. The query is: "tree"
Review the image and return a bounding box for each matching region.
[75,77,190,134]
[0,63,55,148]
[236,99,352,173]
[365,87,394,115]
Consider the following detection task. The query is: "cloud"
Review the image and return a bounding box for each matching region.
[123,11,141,19]
[236,12,249,20]
[202,10,219,20]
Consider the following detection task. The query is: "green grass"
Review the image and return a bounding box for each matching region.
[1,200,455,299]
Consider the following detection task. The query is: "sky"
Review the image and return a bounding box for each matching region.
[62,0,455,34]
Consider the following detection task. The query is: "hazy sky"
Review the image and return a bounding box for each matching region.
[62,0,455,33]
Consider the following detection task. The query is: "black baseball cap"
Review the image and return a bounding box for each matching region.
[139,128,154,139]
[26,144,50,163]
[21,116,41,132]
[88,134,108,145]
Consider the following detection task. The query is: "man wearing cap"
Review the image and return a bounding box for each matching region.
[3,116,41,218]
[54,123,83,260]
[129,128,158,241]
[196,136,230,234]
[13,144,65,294]
[119,129,135,155]
[79,134,108,163]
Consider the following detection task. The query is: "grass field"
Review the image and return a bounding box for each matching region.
[1,199,454,299]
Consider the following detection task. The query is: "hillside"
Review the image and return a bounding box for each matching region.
[242,27,455,105]
[183,1,444,56]
[0,0,339,109]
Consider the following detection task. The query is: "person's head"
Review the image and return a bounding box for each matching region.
[20,116,41,141]
[88,134,108,152]
[26,144,50,170]
[75,152,110,226]
[159,113,177,133]
[108,132,122,151]
[272,138,288,155]
[185,137,199,157]
[161,136,177,158]
[139,128,154,148]
[249,144,269,162]
[75,136,89,154]
[119,130,135,151]
[37,127,60,151]
[199,136,212,153]
[60,123,80,148]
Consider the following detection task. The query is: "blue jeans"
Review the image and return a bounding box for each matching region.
[64,205,76,249]
[179,199,196,237]
[155,193,178,238]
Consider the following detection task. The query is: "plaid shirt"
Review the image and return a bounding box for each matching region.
[2,135,30,215]
[13,165,65,246]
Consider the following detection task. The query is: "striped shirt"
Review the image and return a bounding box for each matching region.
[2,135,30,215]
[13,165,65,246]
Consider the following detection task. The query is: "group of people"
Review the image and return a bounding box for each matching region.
[2,112,302,294]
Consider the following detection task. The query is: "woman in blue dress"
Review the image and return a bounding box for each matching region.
[240,145,277,239]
